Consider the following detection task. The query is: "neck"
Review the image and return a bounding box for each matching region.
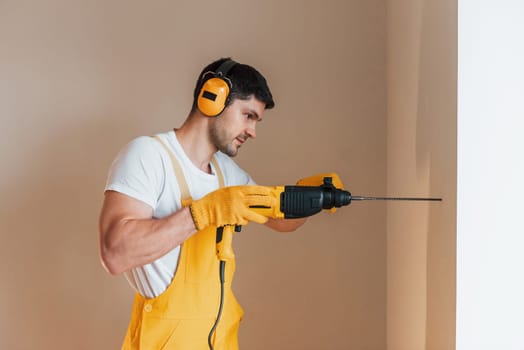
[175,113,217,174]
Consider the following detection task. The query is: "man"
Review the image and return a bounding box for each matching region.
[99,58,306,349]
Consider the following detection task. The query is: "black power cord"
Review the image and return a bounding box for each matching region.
[209,225,242,349]
[208,260,226,350]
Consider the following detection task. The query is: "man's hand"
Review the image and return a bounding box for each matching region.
[296,172,345,189]
[189,185,276,230]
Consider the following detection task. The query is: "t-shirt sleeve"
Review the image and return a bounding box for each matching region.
[105,136,164,209]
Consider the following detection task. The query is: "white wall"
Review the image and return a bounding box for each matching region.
[457,1,524,349]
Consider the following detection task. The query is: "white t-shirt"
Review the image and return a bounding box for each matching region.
[105,130,255,298]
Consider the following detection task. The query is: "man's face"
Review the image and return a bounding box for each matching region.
[209,95,266,157]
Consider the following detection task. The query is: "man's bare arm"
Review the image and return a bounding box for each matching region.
[98,190,197,275]
[265,217,307,232]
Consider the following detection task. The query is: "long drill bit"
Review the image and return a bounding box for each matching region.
[351,195,442,201]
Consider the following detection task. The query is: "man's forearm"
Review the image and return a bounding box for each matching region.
[265,217,307,232]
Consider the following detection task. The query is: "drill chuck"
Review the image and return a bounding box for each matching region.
[323,188,351,208]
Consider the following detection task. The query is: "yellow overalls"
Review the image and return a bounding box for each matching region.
[121,136,243,350]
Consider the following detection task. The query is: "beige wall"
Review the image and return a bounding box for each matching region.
[386,0,456,349]
[1,1,386,349]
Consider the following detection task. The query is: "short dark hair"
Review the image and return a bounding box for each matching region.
[192,57,275,112]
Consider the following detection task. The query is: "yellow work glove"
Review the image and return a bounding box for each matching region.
[296,173,345,213]
[296,172,345,189]
[189,185,276,230]
[248,186,286,220]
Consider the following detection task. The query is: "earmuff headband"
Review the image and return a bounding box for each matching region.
[214,59,237,80]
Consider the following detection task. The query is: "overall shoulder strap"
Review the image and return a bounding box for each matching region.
[151,135,192,200]
[210,157,225,188]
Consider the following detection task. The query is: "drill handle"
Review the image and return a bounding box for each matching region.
[216,225,241,261]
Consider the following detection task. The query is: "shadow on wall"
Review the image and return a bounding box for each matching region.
[1,118,136,350]
[415,0,457,348]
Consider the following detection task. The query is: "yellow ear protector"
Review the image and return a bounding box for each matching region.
[197,59,237,117]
